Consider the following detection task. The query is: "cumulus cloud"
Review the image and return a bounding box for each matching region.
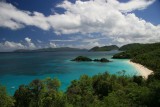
[0,0,159,45]
[52,0,159,45]
[0,41,25,52]
[0,2,50,30]
[25,37,31,43]
[108,0,155,12]
[0,37,38,52]
[25,37,36,49]
[49,42,57,48]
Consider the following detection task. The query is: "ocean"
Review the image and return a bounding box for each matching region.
[0,51,138,95]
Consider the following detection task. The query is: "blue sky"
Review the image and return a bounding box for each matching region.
[0,0,160,51]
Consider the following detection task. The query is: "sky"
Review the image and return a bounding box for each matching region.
[0,0,160,52]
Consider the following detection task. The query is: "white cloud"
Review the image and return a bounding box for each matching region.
[37,40,42,43]
[52,0,159,45]
[0,2,50,30]
[25,37,36,49]
[25,37,31,43]
[107,0,155,12]
[86,41,102,48]
[81,37,106,43]
[0,41,26,52]
[49,42,57,48]
[0,37,38,52]
[0,0,159,46]
[50,39,75,42]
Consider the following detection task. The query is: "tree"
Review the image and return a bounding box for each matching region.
[0,85,14,107]
[14,85,33,107]
[133,75,144,85]
[44,77,61,91]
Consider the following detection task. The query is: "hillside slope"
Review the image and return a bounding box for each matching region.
[113,42,160,72]
[90,45,119,51]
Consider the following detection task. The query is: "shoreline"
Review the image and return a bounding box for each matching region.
[128,60,153,79]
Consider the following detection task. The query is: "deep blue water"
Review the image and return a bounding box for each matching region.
[0,51,138,95]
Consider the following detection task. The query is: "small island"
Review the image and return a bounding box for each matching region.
[71,56,92,61]
[71,56,110,62]
[93,58,110,62]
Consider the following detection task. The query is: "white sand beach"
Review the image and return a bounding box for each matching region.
[128,61,153,79]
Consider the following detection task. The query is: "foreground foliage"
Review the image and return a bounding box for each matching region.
[0,85,14,107]
[1,71,160,107]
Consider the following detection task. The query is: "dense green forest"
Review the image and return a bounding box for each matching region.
[113,43,160,59]
[89,45,119,51]
[1,72,160,107]
[119,43,145,51]
[113,42,160,72]
[132,49,160,72]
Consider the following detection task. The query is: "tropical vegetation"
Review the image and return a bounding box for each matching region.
[1,71,160,107]
[113,42,160,73]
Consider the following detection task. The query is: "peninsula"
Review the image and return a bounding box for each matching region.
[113,42,160,78]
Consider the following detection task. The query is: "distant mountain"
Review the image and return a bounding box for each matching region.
[14,47,87,52]
[13,49,32,52]
[89,45,119,51]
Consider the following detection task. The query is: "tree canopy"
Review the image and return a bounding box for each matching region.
[1,71,160,107]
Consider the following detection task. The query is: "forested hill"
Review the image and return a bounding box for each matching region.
[89,45,119,51]
[113,42,160,72]
[119,43,160,51]
[119,43,144,51]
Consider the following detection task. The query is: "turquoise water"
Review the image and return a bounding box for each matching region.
[0,51,138,95]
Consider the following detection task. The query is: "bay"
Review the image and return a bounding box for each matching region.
[0,51,138,95]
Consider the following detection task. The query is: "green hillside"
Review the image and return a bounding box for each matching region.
[132,49,160,72]
[113,42,160,72]
[89,45,119,51]
[119,43,143,51]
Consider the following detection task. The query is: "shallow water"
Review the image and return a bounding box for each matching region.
[0,51,138,95]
